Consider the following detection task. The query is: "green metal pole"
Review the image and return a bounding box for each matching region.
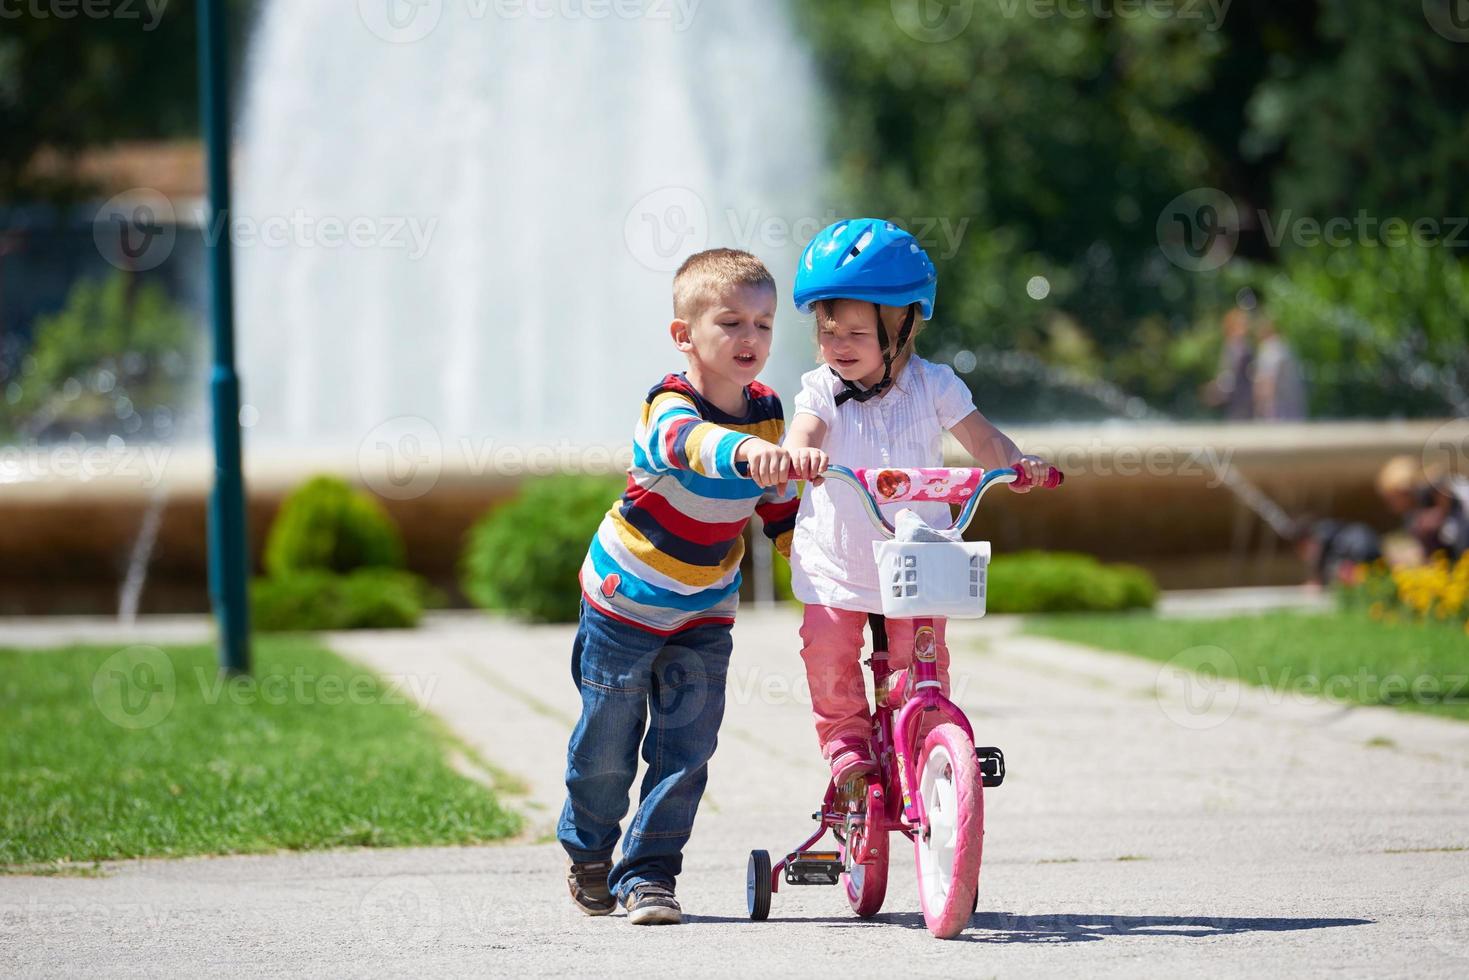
[198,0,251,675]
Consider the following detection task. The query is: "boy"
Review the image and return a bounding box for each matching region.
[559,248,812,925]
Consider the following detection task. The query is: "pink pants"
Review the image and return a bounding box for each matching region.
[799,604,951,762]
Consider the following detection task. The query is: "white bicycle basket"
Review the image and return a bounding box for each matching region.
[872,539,992,619]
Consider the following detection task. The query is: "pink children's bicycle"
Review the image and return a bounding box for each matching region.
[746,463,1063,939]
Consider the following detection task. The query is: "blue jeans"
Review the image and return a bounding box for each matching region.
[558,599,733,899]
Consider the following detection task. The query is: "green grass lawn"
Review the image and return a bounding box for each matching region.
[1025,610,1469,722]
[1,638,521,870]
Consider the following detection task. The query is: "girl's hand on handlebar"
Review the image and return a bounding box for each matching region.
[1009,455,1053,493]
[737,438,793,495]
[790,447,829,486]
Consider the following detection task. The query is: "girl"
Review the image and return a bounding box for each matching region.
[784,218,1054,788]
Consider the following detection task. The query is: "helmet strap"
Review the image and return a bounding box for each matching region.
[833,303,918,406]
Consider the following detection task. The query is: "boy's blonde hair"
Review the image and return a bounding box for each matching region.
[1376,455,1423,497]
[673,248,777,322]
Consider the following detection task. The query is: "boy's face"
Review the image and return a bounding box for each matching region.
[818,299,888,386]
[673,283,776,386]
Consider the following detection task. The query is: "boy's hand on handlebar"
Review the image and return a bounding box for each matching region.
[737,439,792,494]
[1009,455,1053,493]
[790,447,829,486]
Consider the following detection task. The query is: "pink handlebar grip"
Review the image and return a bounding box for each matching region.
[1011,465,1064,490]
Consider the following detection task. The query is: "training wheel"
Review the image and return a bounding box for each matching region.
[747,849,772,920]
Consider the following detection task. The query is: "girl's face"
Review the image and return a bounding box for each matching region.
[817,299,892,387]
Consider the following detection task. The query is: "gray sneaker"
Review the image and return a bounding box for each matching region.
[622,881,682,925]
[567,859,615,916]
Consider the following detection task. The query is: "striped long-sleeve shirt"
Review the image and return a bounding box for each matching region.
[580,373,798,634]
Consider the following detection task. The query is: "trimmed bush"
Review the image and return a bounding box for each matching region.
[251,569,424,632]
[265,476,405,577]
[986,551,1158,614]
[461,476,622,623]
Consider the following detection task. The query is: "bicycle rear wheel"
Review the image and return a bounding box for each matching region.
[913,722,983,939]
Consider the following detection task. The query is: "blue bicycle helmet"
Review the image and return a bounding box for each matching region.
[794,219,938,405]
[794,218,937,318]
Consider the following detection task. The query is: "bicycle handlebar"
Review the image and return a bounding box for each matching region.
[821,464,1063,539]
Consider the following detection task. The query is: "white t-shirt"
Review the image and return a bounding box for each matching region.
[790,356,978,611]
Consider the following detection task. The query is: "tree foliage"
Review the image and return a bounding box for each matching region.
[0,0,254,201]
[4,0,1466,417]
[794,0,1469,416]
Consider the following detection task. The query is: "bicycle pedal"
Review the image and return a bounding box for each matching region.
[784,851,844,886]
[976,745,1006,788]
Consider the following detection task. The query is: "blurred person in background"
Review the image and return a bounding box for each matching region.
[1290,516,1382,589]
[1376,456,1469,563]
[1202,307,1256,421]
[1253,317,1308,421]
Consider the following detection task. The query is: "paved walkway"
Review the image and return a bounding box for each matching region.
[4,609,1469,976]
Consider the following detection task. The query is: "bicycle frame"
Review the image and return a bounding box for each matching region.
[768,464,1026,891]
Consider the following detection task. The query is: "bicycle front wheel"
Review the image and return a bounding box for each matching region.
[913,723,983,939]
